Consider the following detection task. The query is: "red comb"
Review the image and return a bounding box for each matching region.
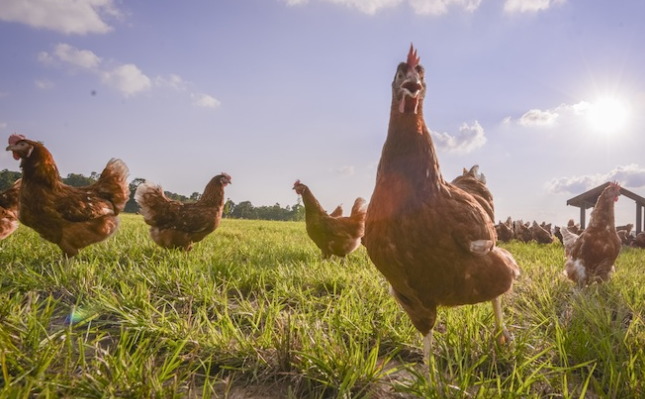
[407,43,420,71]
[8,133,26,145]
[610,181,621,189]
[294,179,302,187]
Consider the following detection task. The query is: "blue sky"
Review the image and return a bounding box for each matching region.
[1,0,644,226]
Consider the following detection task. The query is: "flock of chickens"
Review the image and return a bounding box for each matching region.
[0,45,637,370]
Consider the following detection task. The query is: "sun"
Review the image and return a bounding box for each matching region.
[587,97,629,134]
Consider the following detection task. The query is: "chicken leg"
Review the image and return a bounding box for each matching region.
[492,296,512,344]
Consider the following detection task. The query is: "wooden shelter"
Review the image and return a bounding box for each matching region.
[566,182,645,233]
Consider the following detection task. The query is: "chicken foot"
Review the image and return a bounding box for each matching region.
[492,296,512,344]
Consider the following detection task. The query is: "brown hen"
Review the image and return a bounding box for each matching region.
[328,204,344,218]
[6,134,130,257]
[293,180,366,259]
[0,178,21,241]
[363,45,520,366]
[451,165,494,221]
[135,174,231,251]
[564,182,622,286]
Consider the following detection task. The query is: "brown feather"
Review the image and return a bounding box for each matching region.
[6,137,130,257]
[135,174,230,251]
[364,47,519,338]
[294,181,365,259]
[564,184,622,285]
[0,179,21,240]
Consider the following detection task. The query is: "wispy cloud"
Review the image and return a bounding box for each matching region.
[155,74,189,91]
[0,122,7,129]
[431,121,487,153]
[39,43,150,96]
[333,165,355,177]
[410,0,482,15]
[517,109,559,127]
[279,0,482,15]
[38,43,219,106]
[34,79,55,89]
[0,0,123,35]
[503,101,590,128]
[546,164,645,194]
[100,64,152,97]
[192,93,221,109]
[52,43,102,69]
[503,0,565,14]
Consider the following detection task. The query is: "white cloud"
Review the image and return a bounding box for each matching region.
[279,0,481,15]
[192,94,221,109]
[155,74,189,91]
[38,43,219,104]
[504,101,591,128]
[504,0,565,14]
[281,0,311,4]
[334,165,355,176]
[518,109,559,127]
[409,0,482,15]
[0,122,7,129]
[40,43,151,96]
[330,0,401,15]
[37,51,55,66]
[431,120,486,153]
[34,79,55,89]
[101,64,152,97]
[53,43,102,69]
[0,0,122,35]
[546,164,645,194]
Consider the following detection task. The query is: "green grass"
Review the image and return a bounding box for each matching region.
[1,214,644,398]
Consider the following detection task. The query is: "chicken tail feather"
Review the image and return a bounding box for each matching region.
[134,181,168,222]
[350,197,367,222]
[95,158,130,214]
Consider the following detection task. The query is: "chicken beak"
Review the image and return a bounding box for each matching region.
[399,75,423,114]
[5,145,20,160]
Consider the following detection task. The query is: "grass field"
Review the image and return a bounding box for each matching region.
[1,214,644,398]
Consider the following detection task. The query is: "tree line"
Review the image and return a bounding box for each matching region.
[0,169,305,221]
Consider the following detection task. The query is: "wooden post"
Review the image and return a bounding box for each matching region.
[580,206,586,230]
[637,204,643,235]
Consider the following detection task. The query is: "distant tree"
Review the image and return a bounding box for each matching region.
[62,173,96,187]
[164,191,188,202]
[291,197,305,221]
[124,178,146,213]
[189,192,201,202]
[230,201,256,219]
[223,199,235,218]
[0,169,21,190]
[256,202,289,221]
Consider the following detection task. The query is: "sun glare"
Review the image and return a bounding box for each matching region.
[587,97,629,134]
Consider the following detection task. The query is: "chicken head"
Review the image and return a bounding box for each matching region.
[293,180,306,195]
[393,44,426,114]
[6,134,33,160]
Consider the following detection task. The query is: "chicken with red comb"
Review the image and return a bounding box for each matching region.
[363,45,520,375]
[8,133,27,160]
[6,134,130,257]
